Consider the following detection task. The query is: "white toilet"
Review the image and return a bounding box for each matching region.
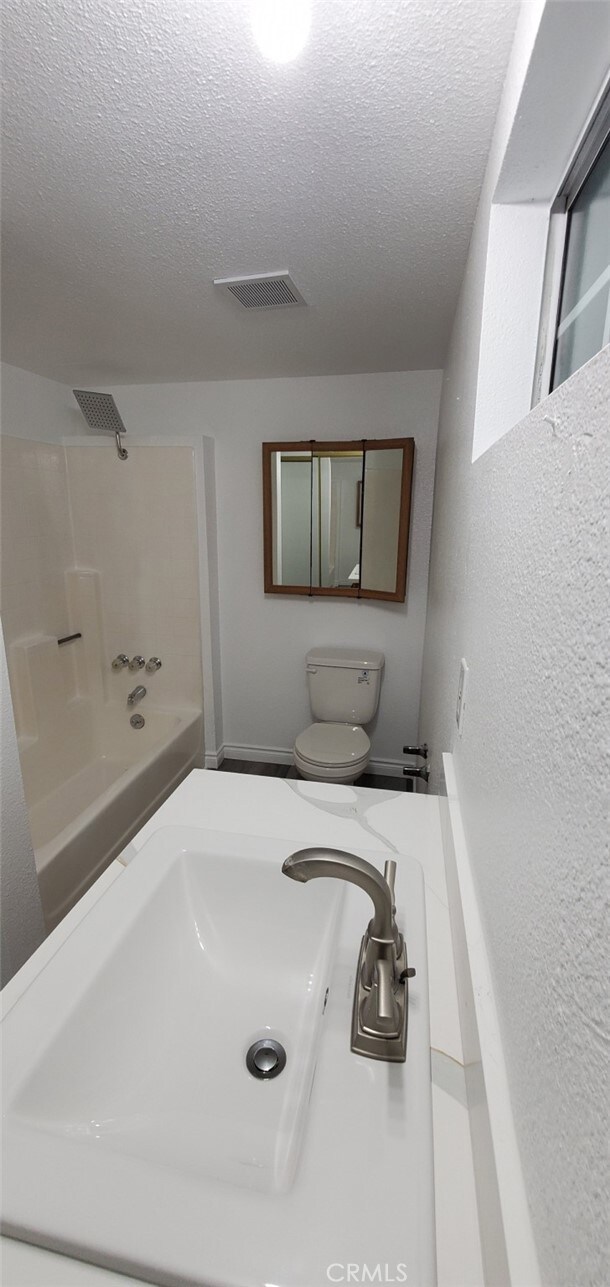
[293,647,385,783]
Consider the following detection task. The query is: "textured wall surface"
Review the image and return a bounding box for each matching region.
[426,350,608,1287]
[420,159,609,1287]
[419,5,609,1275]
[1,0,517,383]
[100,370,442,763]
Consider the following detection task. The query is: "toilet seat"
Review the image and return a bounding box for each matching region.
[294,722,370,772]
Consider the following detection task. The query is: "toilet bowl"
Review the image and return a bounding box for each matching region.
[293,647,384,784]
[294,722,371,784]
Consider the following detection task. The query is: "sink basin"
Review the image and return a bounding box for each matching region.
[4,827,342,1195]
[2,825,435,1287]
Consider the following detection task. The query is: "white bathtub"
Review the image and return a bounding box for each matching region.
[22,705,202,932]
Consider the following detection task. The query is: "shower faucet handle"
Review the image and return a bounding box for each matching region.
[111,654,129,670]
[145,657,162,672]
[129,655,145,671]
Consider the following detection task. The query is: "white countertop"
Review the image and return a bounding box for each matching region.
[1,770,483,1286]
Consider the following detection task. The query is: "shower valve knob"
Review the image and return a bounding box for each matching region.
[128,655,145,671]
[111,654,129,670]
[145,657,162,672]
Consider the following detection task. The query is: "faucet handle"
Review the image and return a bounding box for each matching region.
[129,655,145,671]
[361,959,401,1038]
[145,657,162,672]
[111,654,129,670]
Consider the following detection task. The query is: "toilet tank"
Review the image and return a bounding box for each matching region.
[306,647,385,724]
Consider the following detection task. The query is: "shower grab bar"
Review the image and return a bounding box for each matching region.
[57,633,82,646]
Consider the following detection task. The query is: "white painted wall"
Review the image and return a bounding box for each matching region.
[1,362,441,765]
[0,628,46,986]
[100,371,442,767]
[0,362,83,441]
[419,3,610,1279]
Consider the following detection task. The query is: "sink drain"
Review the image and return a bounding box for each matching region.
[246,1038,286,1081]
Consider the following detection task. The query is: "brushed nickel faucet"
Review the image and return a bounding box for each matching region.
[282,848,414,1062]
[127,684,147,707]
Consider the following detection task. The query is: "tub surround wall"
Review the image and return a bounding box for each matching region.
[0,435,91,794]
[419,2,609,1277]
[1,429,205,934]
[65,445,203,713]
[1,436,204,727]
[96,370,442,769]
[8,633,96,802]
[0,436,74,650]
[0,631,46,987]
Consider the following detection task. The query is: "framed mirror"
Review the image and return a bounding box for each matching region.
[262,438,414,602]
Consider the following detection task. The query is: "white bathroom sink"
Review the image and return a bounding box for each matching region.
[1,825,435,1287]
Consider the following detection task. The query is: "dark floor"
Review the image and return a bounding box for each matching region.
[214,758,411,791]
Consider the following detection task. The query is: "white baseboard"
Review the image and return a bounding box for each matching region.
[442,753,540,1287]
[221,744,292,765]
[219,744,405,778]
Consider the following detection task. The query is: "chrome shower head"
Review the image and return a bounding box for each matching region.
[73,390,128,459]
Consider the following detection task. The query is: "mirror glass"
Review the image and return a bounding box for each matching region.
[263,439,413,602]
[311,448,363,589]
[360,448,404,594]
[270,449,312,587]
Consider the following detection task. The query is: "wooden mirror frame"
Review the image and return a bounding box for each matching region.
[262,438,414,602]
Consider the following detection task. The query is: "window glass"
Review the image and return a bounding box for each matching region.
[551,133,610,390]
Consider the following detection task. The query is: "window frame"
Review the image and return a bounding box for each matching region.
[532,81,610,405]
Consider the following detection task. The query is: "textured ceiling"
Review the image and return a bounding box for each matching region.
[1,0,518,384]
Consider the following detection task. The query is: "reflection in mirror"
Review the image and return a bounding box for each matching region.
[360,449,404,594]
[311,450,363,589]
[270,449,312,587]
[263,438,414,601]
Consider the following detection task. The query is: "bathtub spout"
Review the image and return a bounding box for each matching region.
[127,685,146,707]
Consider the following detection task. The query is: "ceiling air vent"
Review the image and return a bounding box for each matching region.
[214,271,306,309]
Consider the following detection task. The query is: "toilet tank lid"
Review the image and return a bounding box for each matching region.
[306,646,385,671]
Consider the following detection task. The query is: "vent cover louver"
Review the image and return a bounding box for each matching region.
[214,272,306,309]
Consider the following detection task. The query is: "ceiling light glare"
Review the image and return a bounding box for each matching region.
[251,0,311,64]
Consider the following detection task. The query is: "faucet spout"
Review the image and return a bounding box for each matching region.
[127,684,146,707]
[282,845,412,1063]
[282,847,395,942]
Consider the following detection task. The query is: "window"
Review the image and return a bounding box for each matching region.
[545,92,610,394]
